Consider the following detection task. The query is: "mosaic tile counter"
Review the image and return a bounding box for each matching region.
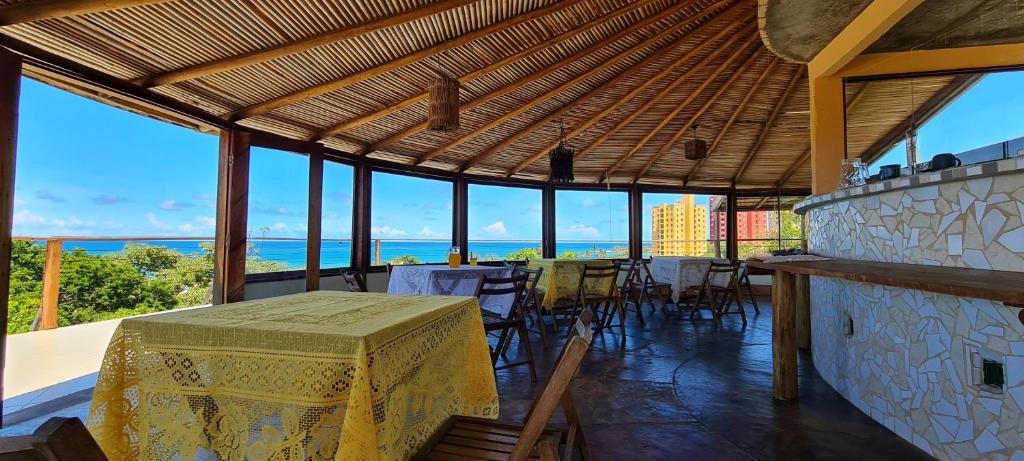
[794,156,1024,460]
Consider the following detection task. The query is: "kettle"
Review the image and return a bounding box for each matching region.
[928,153,961,171]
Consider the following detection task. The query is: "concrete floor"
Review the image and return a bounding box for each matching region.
[2,297,934,460]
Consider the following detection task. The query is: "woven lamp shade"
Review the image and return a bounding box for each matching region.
[683,139,707,160]
[428,72,460,132]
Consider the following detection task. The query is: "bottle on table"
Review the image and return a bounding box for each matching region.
[448,246,461,269]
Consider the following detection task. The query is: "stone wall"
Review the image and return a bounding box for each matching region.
[802,160,1024,460]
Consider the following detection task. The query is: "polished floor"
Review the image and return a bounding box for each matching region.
[496,298,934,461]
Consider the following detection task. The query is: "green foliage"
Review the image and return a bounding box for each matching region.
[389,255,421,265]
[504,247,540,261]
[6,239,289,334]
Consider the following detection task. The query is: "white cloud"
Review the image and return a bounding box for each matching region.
[418,226,447,238]
[13,199,26,207]
[579,198,601,208]
[178,223,200,233]
[371,225,406,237]
[195,216,216,228]
[145,213,170,230]
[14,209,46,225]
[483,221,508,236]
[564,224,600,238]
[158,199,195,211]
[270,222,290,233]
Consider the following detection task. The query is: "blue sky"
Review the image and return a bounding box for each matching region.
[869,71,1024,173]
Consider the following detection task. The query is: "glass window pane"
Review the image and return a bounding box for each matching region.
[736,198,806,259]
[321,161,353,269]
[370,172,453,264]
[247,147,309,273]
[468,184,541,261]
[554,190,628,259]
[642,193,722,258]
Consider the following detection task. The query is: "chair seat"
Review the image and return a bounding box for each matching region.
[418,416,565,461]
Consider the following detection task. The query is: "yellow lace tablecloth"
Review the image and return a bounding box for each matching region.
[87,291,498,461]
[527,259,616,309]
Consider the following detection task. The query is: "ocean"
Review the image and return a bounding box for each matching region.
[59,239,635,270]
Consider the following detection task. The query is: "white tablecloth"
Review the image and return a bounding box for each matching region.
[387,265,514,315]
[649,256,730,302]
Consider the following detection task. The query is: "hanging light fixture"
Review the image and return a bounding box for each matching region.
[549,117,574,183]
[428,69,459,132]
[683,123,707,160]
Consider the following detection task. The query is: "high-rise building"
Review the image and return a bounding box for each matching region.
[709,196,772,241]
[651,196,708,256]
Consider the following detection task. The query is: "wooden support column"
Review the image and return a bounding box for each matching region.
[627,184,642,260]
[351,159,372,273]
[0,49,20,420]
[305,146,323,291]
[796,273,811,350]
[772,270,798,400]
[38,239,62,330]
[453,174,468,261]
[214,130,250,304]
[809,76,846,194]
[542,184,555,259]
[726,193,738,260]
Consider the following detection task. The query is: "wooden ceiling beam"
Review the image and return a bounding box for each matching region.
[775,148,811,188]
[600,32,759,182]
[314,0,675,141]
[730,65,805,184]
[366,0,728,155]
[632,48,763,181]
[681,56,779,185]
[135,0,479,87]
[498,9,746,177]
[228,0,584,121]
[568,20,755,169]
[0,0,170,25]
[415,0,734,166]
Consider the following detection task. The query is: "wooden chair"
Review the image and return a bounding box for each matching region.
[513,266,548,349]
[475,273,537,382]
[634,260,673,314]
[736,261,761,314]
[615,260,646,325]
[0,417,108,461]
[342,270,368,292]
[413,310,595,461]
[690,261,747,325]
[573,264,625,347]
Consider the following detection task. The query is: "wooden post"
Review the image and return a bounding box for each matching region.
[726,193,738,260]
[542,183,555,259]
[772,269,798,400]
[38,239,62,330]
[796,274,811,350]
[213,130,250,304]
[351,159,371,272]
[627,184,642,260]
[453,174,468,261]
[305,146,323,291]
[0,49,21,422]
[374,239,382,266]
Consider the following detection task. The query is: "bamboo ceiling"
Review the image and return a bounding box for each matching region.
[0,0,969,190]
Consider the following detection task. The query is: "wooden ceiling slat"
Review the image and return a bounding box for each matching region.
[135,0,479,86]
[682,55,778,184]
[314,0,671,140]
[776,147,810,187]
[366,0,713,154]
[0,0,172,25]
[414,0,731,165]
[632,48,764,181]
[730,65,805,184]
[498,7,744,177]
[570,20,754,166]
[228,0,583,120]
[600,31,758,181]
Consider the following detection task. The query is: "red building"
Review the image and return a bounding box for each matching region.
[709,196,772,241]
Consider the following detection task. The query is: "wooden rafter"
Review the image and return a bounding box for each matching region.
[600,32,759,182]
[730,65,805,184]
[414,0,731,166]
[367,0,725,154]
[497,10,746,177]
[135,0,479,87]
[0,0,169,25]
[681,56,779,185]
[314,0,679,141]
[632,49,764,181]
[569,21,756,168]
[229,0,583,121]
[775,148,811,188]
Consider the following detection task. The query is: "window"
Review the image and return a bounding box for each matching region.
[468,184,541,261]
[554,190,627,259]
[321,160,354,269]
[643,193,722,258]
[370,172,453,264]
[247,147,309,272]
[736,196,806,259]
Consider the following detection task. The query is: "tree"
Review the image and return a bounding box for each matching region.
[504,247,540,261]
[390,255,421,265]
[115,243,181,276]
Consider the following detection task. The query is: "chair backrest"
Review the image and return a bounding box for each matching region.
[341,270,368,292]
[615,260,638,293]
[701,261,739,289]
[576,264,617,298]
[475,273,528,319]
[0,417,108,461]
[513,266,544,305]
[510,311,594,461]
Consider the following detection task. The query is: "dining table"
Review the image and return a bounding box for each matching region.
[386,264,513,315]
[86,291,498,461]
[527,258,615,309]
[649,256,730,302]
